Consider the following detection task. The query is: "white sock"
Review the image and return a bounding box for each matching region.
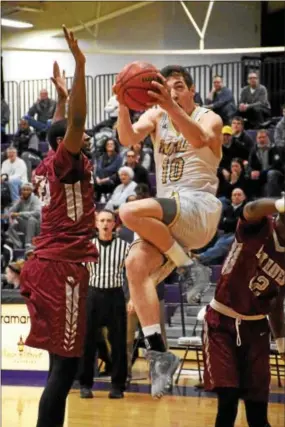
[142,324,161,337]
[164,241,193,267]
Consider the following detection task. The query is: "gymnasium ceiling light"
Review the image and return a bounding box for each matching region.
[1,18,33,29]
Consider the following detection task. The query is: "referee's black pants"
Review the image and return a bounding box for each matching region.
[79,287,127,390]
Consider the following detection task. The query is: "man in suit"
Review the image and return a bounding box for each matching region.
[248,129,284,197]
[238,72,271,129]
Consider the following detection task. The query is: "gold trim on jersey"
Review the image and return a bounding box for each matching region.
[168,191,181,228]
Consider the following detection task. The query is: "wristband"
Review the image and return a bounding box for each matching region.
[276,337,285,354]
[275,198,285,214]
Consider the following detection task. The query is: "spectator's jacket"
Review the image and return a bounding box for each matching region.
[13,129,41,157]
[8,193,41,219]
[239,85,270,110]
[206,87,236,123]
[1,99,10,127]
[274,117,285,149]
[96,153,122,182]
[219,139,250,170]
[219,201,246,234]
[27,98,56,123]
[232,131,254,154]
[248,144,284,173]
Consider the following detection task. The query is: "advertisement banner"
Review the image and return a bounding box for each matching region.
[1,304,49,371]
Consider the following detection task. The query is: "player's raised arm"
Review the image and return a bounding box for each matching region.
[116,103,158,147]
[62,25,86,154]
[243,194,285,222]
[51,61,68,124]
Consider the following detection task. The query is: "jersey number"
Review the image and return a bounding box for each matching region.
[249,275,269,296]
[162,158,184,184]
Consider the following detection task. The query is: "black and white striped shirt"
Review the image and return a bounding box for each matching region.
[87,237,129,289]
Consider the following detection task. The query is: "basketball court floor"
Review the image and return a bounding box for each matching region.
[2,361,284,427]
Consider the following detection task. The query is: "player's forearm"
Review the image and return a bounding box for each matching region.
[117,105,137,147]
[67,62,86,132]
[52,97,67,124]
[243,198,280,222]
[166,102,208,148]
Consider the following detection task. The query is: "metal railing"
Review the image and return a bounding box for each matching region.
[3,57,285,135]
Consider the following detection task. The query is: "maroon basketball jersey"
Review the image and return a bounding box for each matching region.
[33,143,98,263]
[215,217,285,315]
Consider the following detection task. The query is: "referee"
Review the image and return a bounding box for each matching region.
[79,209,129,399]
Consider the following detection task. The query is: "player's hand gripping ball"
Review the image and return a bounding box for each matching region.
[113,61,161,111]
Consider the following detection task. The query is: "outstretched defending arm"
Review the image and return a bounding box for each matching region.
[62,25,86,154]
[51,61,68,124]
[243,194,285,222]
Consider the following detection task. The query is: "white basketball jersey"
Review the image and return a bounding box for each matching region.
[154,107,221,198]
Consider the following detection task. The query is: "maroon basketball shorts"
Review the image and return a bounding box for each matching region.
[203,307,271,402]
[20,256,89,358]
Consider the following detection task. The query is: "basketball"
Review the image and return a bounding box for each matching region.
[114,61,160,111]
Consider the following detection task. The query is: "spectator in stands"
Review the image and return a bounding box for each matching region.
[1,147,28,201]
[13,119,42,180]
[218,157,249,199]
[195,188,246,265]
[231,116,254,156]
[24,89,56,134]
[248,129,284,197]
[1,97,10,142]
[106,167,137,212]
[274,104,285,149]
[219,126,250,176]
[238,72,271,129]
[194,92,203,106]
[122,141,152,171]
[205,75,236,125]
[94,137,122,202]
[123,149,150,189]
[1,174,12,212]
[3,260,25,290]
[6,182,41,250]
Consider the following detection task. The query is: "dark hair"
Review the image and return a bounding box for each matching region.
[160,65,193,88]
[231,116,244,125]
[231,157,244,171]
[47,119,67,151]
[103,137,119,153]
[135,183,151,199]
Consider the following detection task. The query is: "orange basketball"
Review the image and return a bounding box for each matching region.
[114,61,160,111]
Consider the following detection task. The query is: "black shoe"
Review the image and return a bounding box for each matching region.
[108,386,124,399]
[80,387,93,398]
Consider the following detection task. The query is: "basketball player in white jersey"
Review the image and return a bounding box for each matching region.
[115,65,223,398]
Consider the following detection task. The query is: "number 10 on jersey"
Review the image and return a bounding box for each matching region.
[162,157,185,184]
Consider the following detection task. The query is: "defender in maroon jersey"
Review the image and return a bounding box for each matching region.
[203,197,285,427]
[20,26,98,427]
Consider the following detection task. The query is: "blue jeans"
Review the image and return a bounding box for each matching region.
[24,115,51,132]
[8,177,22,201]
[199,233,235,265]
